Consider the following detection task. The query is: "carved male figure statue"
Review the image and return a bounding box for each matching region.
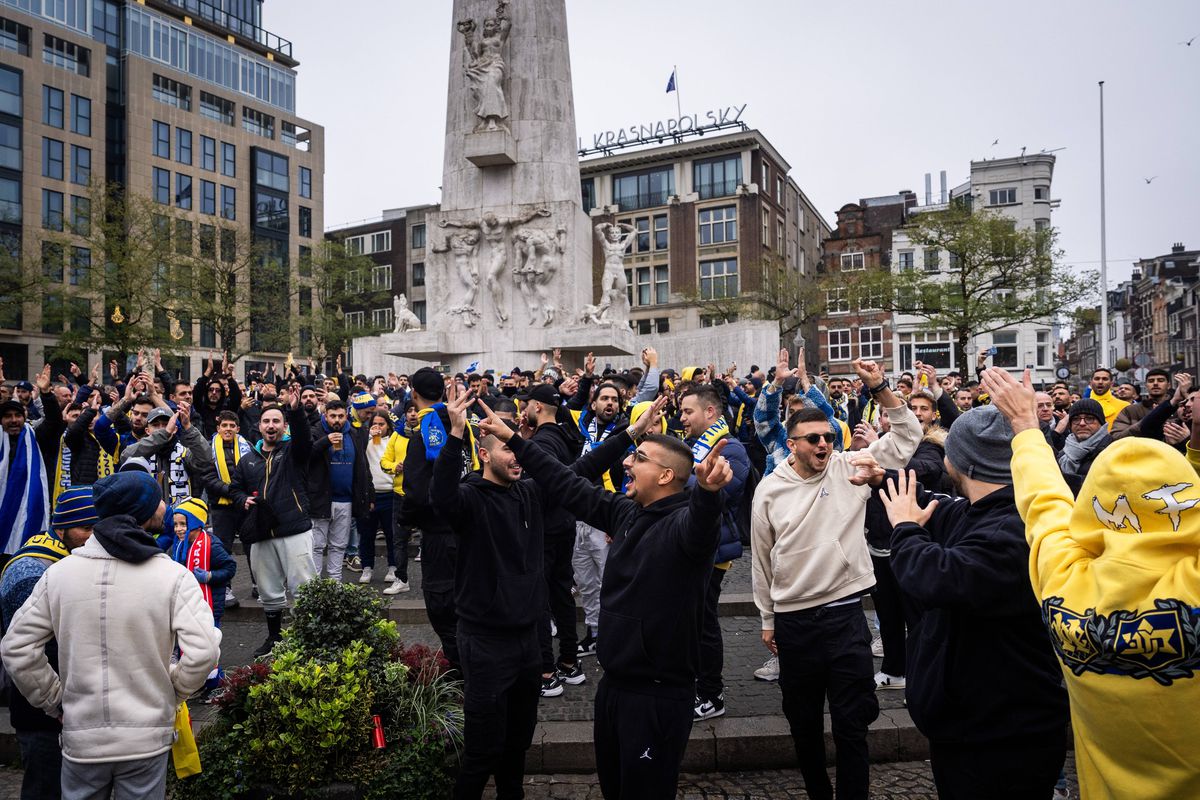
[431,230,483,326]
[513,226,566,327]
[456,1,511,132]
[594,221,637,323]
[392,293,423,333]
[440,208,550,325]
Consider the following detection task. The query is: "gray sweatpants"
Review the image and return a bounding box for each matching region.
[572,521,609,630]
[312,502,353,581]
[251,529,317,612]
[61,752,169,800]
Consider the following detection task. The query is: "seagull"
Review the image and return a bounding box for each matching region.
[991,139,1000,146]
[1180,35,1197,46]
[1144,176,1158,184]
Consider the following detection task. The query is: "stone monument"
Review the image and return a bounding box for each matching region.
[379,0,634,371]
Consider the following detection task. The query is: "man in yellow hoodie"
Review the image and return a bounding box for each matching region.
[1086,367,1128,430]
[982,366,1200,800]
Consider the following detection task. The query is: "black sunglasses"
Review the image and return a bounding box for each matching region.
[788,432,836,445]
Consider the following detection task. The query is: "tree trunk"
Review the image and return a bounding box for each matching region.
[956,329,971,376]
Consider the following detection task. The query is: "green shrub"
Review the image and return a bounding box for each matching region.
[359,727,457,800]
[283,579,399,676]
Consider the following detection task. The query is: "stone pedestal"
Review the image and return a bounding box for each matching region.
[464,130,517,167]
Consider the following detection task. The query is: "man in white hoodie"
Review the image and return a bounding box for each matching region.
[750,358,920,800]
[1,470,221,800]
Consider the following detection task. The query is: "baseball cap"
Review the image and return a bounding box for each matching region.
[515,384,560,406]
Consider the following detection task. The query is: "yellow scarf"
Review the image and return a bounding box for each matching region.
[212,433,251,505]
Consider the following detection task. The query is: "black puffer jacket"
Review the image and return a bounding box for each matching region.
[228,405,314,543]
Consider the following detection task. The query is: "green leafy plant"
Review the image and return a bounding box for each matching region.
[283,579,399,673]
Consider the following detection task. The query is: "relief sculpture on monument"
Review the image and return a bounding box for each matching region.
[457,0,511,133]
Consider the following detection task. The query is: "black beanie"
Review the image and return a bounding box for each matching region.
[410,367,444,402]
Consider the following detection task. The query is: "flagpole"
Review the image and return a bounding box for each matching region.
[673,64,682,120]
[1098,80,1108,367]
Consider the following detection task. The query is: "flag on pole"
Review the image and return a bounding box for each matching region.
[665,70,676,93]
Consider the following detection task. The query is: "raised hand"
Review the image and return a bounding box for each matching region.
[165,412,180,437]
[584,351,596,376]
[477,401,514,443]
[176,401,192,430]
[694,438,732,492]
[980,367,1038,433]
[852,422,878,445]
[630,394,669,439]
[553,348,563,368]
[774,348,796,385]
[642,347,658,368]
[879,469,938,528]
[34,364,52,393]
[69,361,81,378]
[540,352,549,368]
[1172,373,1193,404]
[443,382,474,436]
[851,358,884,389]
[847,452,884,486]
[1163,420,1190,446]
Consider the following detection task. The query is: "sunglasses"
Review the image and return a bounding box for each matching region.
[630,449,673,471]
[788,432,836,445]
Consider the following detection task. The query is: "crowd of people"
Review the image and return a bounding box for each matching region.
[0,342,1197,800]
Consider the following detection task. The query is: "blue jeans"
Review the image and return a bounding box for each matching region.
[358,492,396,570]
[17,729,62,800]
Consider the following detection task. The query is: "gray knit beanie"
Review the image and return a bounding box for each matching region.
[944,405,1015,485]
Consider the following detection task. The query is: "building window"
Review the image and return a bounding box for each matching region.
[992,330,1018,367]
[776,176,783,204]
[825,286,849,314]
[923,248,939,272]
[613,167,673,211]
[344,311,364,330]
[200,180,216,215]
[152,73,191,110]
[699,258,738,300]
[654,264,668,304]
[412,262,425,287]
[200,136,216,171]
[777,216,784,252]
[176,174,192,209]
[581,178,596,212]
[221,185,236,220]
[43,34,89,76]
[948,251,961,271]
[633,266,653,306]
[370,231,391,253]
[70,246,89,286]
[151,167,169,204]
[633,217,650,252]
[897,250,914,270]
[42,188,63,230]
[42,241,63,281]
[281,121,310,151]
[199,91,234,125]
[693,155,741,199]
[153,121,170,159]
[411,224,426,249]
[372,265,392,291]
[0,16,31,55]
[175,218,192,255]
[299,166,312,199]
[70,94,89,136]
[1034,186,1049,200]
[1036,330,1050,367]
[242,107,274,138]
[176,128,192,165]
[298,206,312,238]
[1034,218,1050,233]
[220,228,236,263]
[700,313,738,328]
[0,174,20,224]
[255,150,289,190]
[762,209,770,247]
[42,137,64,180]
[43,86,64,128]
[698,205,737,245]
[988,187,1017,206]
[412,301,426,324]
[297,287,312,314]
[255,194,287,232]
[70,145,89,185]
[761,162,769,192]
[653,214,668,250]
[828,329,852,362]
[221,142,236,177]
[859,326,883,360]
[840,252,865,271]
[298,245,312,277]
[0,66,21,117]
[69,195,89,234]
[857,285,883,312]
[199,224,215,257]
[897,331,954,371]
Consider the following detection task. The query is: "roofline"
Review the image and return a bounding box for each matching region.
[580,129,791,174]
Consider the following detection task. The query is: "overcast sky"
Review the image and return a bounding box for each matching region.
[279,0,1199,290]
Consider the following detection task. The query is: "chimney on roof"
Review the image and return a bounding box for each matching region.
[1172,242,1185,254]
[939,170,947,204]
[924,173,932,206]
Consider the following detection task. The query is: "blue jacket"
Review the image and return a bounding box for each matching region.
[753,383,844,476]
[686,434,749,563]
[156,529,237,624]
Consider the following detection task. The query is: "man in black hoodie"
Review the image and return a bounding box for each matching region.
[876,405,1069,799]
[517,382,584,696]
[479,403,733,800]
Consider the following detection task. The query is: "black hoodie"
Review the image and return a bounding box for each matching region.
[527,421,578,537]
[508,434,724,697]
[93,514,163,563]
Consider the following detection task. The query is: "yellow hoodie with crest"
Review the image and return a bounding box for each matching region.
[1011,430,1200,800]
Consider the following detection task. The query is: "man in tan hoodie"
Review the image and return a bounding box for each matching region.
[751,359,921,800]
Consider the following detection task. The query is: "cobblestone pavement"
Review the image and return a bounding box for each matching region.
[0,757,1080,800]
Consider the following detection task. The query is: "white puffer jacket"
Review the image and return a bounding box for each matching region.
[0,535,221,763]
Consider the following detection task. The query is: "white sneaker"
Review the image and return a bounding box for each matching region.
[383,566,397,583]
[358,567,373,584]
[753,655,780,682]
[874,671,905,690]
[871,635,884,657]
[383,579,410,595]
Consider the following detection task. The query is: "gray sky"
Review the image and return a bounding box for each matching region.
[278,0,1199,289]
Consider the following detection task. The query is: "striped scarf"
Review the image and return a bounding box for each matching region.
[691,416,730,464]
[0,425,50,555]
[211,433,251,505]
[172,531,213,609]
[0,530,68,582]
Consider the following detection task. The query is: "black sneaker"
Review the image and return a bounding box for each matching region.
[693,693,725,721]
[577,631,598,658]
[540,675,564,697]
[556,662,586,685]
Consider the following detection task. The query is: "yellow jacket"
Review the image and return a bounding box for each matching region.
[1091,389,1128,430]
[379,432,408,496]
[1011,429,1200,800]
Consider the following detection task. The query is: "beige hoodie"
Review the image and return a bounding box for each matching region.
[751,403,922,627]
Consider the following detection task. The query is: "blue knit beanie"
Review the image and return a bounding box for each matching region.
[51,486,99,529]
[94,472,163,525]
